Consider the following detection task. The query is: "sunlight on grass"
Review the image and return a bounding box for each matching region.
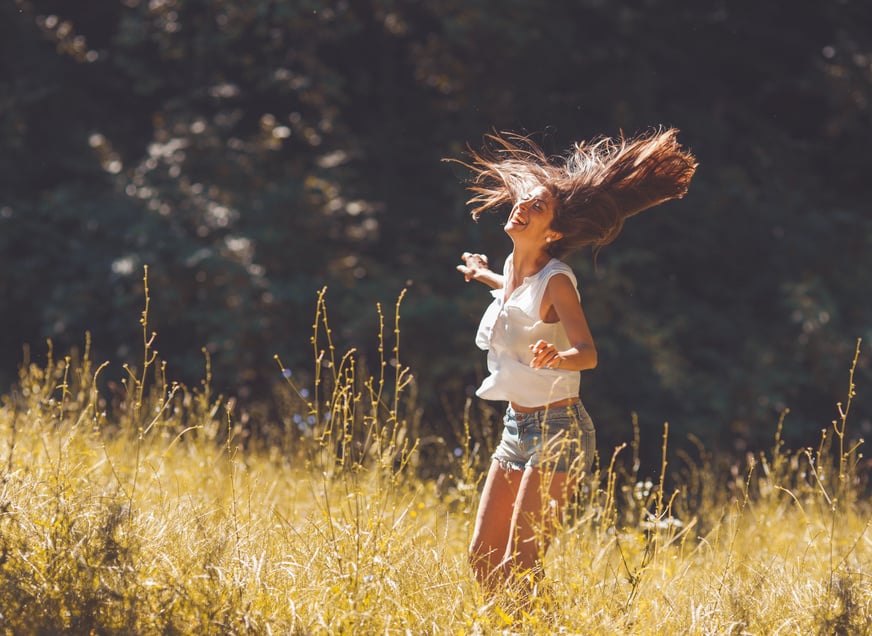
[0,273,869,634]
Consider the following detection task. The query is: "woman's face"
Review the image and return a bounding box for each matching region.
[504,185,557,246]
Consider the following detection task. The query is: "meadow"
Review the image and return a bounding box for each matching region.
[0,284,870,635]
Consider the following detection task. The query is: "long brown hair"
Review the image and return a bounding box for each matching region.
[450,127,698,259]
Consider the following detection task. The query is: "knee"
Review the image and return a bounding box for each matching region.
[468,539,487,568]
[468,540,498,579]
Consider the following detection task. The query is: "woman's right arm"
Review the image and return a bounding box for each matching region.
[457,252,504,289]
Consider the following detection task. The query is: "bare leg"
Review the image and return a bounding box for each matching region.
[468,459,522,588]
[500,466,577,591]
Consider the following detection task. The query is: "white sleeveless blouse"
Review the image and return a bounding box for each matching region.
[475,255,582,408]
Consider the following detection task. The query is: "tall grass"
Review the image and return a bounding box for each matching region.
[0,274,870,634]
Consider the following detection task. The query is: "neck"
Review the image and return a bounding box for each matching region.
[509,247,552,280]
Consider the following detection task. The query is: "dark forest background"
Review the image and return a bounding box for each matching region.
[2,0,871,473]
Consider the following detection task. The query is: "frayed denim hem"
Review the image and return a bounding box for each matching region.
[495,457,527,472]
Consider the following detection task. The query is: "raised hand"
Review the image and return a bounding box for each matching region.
[456,252,490,282]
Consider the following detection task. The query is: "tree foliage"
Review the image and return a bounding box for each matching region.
[2,0,871,467]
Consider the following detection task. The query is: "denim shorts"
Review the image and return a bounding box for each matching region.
[492,401,596,473]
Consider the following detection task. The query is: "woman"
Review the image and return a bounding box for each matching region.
[453,127,697,596]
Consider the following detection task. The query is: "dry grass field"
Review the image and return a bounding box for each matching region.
[0,286,869,634]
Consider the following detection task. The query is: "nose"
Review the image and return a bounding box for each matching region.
[513,197,530,211]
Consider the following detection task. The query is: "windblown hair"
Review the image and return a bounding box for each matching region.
[450,127,698,259]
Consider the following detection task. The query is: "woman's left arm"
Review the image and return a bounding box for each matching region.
[529,273,598,371]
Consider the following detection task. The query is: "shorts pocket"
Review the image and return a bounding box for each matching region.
[518,423,542,453]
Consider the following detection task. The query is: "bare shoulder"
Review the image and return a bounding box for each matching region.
[545,271,579,299]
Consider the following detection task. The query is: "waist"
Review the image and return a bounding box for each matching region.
[509,397,580,413]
